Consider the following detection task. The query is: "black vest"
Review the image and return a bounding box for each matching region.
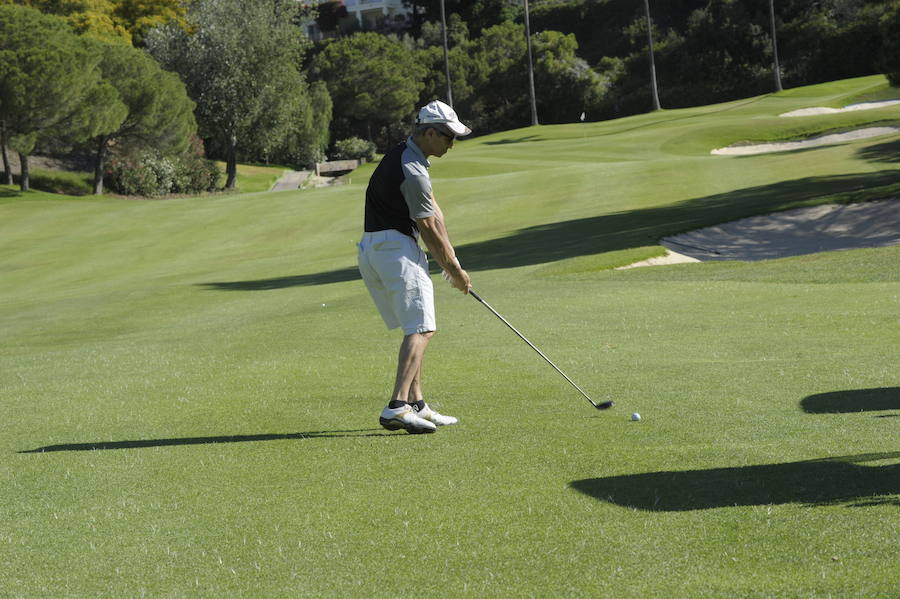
[364,141,418,238]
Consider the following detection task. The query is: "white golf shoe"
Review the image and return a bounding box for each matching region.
[379,404,437,434]
[414,402,458,427]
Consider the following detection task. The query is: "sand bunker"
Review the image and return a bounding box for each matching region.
[663,200,900,261]
[621,200,900,268]
[780,99,900,117]
[711,127,900,156]
[616,250,699,269]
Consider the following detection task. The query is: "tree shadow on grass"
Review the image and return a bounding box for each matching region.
[199,170,900,291]
[857,138,900,164]
[801,387,900,414]
[570,452,900,511]
[19,428,398,453]
[482,135,545,145]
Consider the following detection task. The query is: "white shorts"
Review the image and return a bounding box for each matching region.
[358,229,436,335]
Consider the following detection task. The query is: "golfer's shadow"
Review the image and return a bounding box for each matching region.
[570,452,900,511]
[19,429,394,453]
[800,387,900,415]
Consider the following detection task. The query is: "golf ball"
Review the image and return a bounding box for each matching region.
[631,412,641,421]
[321,303,326,308]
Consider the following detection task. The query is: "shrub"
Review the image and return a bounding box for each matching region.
[172,137,221,193]
[331,137,377,162]
[143,154,178,194]
[105,137,220,196]
[104,154,162,196]
[881,5,900,86]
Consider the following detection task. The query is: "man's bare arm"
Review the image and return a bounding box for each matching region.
[416,206,470,293]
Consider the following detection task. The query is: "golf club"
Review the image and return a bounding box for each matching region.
[469,289,613,410]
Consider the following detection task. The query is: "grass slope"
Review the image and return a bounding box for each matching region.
[1,75,898,598]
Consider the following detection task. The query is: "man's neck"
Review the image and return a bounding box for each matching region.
[410,134,434,158]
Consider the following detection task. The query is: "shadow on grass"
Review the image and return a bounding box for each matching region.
[857,138,900,163]
[570,452,900,511]
[199,170,900,291]
[12,171,92,196]
[202,270,361,290]
[482,135,545,145]
[19,428,395,453]
[801,387,900,414]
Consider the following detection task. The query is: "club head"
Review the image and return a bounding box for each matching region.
[595,400,614,410]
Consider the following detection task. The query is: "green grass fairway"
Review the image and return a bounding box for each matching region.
[212,162,294,193]
[1,75,898,598]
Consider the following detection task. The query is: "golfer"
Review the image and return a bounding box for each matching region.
[358,100,472,434]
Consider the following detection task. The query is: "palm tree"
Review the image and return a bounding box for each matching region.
[644,0,661,111]
[439,0,453,105]
[523,0,539,125]
[769,0,783,92]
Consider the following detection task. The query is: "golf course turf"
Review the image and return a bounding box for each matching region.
[1,75,897,597]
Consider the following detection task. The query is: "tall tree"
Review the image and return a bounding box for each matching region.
[450,21,604,133]
[289,80,332,168]
[146,0,314,189]
[311,32,425,147]
[89,41,196,194]
[523,0,539,125]
[769,0,783,92]
[52,0,130,42]
[462,21,531,132]
[643,0,661,111]
[439,0,453,106]
[408,0,519,40]
[416,38,475,121]
[238,66,331,169]
[112,0,187,46]
[879,2,900,86]
[1,122,12,184]
[531,30,608,124]
[0,0,187,44]
[0,4,124,191]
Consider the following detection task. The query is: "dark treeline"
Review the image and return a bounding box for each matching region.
[315,0,899,146]
[527,0,898,118]
[3,0,899,192]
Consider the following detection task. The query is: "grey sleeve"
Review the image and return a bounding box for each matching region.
[400,173,435,220]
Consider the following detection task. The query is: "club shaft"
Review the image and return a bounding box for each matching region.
[469,290,597,407]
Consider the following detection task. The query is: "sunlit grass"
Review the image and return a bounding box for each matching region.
[1,75,898,598]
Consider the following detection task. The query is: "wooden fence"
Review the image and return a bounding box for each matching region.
[315,159,363,177]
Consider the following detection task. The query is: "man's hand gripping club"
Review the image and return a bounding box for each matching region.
[416,203,471,294]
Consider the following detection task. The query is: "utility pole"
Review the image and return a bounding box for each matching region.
[769,0,783,92]
[644,0,661,111]
[523,0,539,126]
[440,0,453,105]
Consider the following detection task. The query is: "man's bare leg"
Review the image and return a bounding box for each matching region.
[390,332,433,404]
[408,362,425,404]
